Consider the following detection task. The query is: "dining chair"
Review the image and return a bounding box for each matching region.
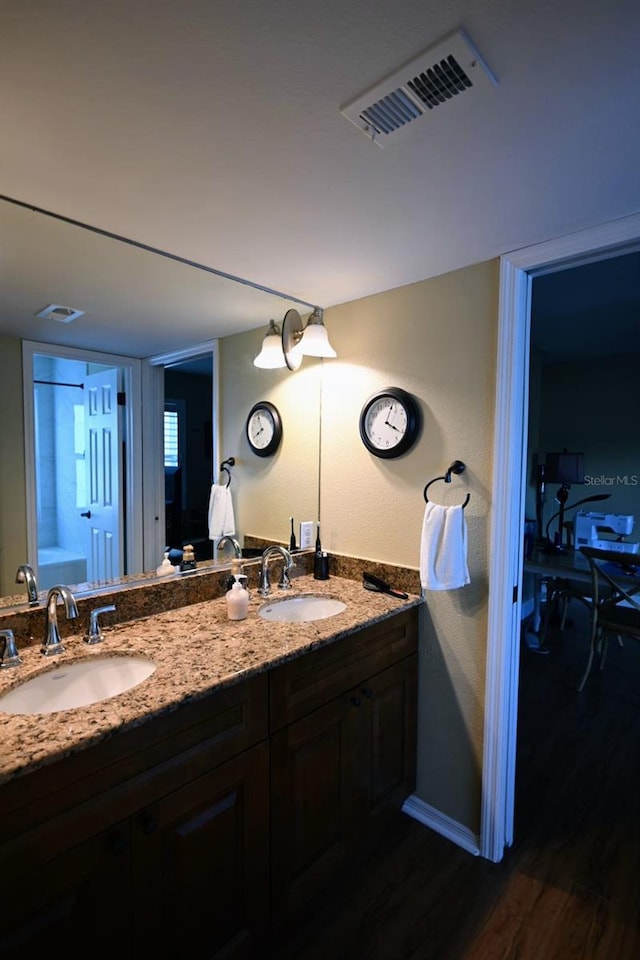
[538,574,593,646]
[577,546,640,691]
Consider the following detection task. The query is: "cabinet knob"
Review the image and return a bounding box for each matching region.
[350,696,361,708]
[141,815,159,836]
[361,687,373,699]
[110,834,129,856]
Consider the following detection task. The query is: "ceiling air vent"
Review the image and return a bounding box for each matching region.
[36,303,85,323]
[340,28,497,147]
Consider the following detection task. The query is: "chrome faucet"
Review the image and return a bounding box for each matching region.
[0,629,22,668]
[84,604,116,644]
[258,545,295,596]
[42,584,78,656]
[15,564,39,605]
[216,535,242,559]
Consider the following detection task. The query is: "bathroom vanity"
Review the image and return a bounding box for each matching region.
[0,575,420,958]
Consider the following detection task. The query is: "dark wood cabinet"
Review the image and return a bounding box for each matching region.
[133,741,270,959]
[0,607,418,957]
[0,818,133,958]
[270,611,418,928]
[0,674,270,960]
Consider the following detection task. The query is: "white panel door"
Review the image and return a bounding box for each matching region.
[83,368,121,582]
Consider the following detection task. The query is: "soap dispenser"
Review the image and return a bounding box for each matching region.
[156,551,175,576]
[226,577,249,621]
[225,558,249,594]
[180,544,197,573]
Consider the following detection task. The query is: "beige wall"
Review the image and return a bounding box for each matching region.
[0,337,28,595]
[219,328,321,545]
[319,260,499,830]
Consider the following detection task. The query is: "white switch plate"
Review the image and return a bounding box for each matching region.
[300,521,314,549]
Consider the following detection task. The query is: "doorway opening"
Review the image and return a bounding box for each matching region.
[481,212,640,862]
[23,341,143,591]
[164,357,214,561]
[144,342,218,571]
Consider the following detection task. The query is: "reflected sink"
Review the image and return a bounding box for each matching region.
[258,595,346,623]
[0,656,157,715]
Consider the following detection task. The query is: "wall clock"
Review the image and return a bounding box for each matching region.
[359,386,421,459]
[246,401,282,457]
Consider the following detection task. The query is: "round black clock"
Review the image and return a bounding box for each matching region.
[246,401,282,457]
[359,387,421,459]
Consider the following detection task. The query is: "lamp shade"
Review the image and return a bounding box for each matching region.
[253,320,286,369]
[544,451,585,485]
[299,307,337,358]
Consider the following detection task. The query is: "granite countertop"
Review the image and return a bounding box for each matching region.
[0,574,422,786]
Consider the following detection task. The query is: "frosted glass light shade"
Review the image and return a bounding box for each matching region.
[254,320,286,368]
[299,308,337,358]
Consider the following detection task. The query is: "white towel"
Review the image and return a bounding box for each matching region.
[208,483,236,539]
[420,502,470,591]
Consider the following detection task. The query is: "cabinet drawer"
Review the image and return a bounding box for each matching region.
[269,609,418,730]
[1,672,269,854]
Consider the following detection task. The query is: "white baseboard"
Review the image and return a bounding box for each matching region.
[402,794,481,857]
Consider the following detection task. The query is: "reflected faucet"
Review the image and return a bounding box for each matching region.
[15,564,39,606]
[258,546,295,597]
[0,629,22,668]
[42,585,79,656]
[216,535,242,559]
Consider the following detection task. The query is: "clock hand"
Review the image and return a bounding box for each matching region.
[385,403,398,428]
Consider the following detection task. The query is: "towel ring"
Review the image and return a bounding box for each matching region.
[219,456,235,488]
[423,460,470,509]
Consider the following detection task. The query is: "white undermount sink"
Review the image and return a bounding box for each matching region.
[258,595,346,623]
[0,655,157,715]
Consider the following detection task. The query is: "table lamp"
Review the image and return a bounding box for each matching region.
[544,450,585,551]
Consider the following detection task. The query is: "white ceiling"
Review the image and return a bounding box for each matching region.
[1,0,639,357]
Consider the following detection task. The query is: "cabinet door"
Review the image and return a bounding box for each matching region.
[358,654,418,826]
[270,690,363,928]
[0,819,132,958]
[133,741,270,960]
[270,655,418,929]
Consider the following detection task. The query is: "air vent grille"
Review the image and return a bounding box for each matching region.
[36,303,85,323]
[340,29,497,147]
[407,56,473,109]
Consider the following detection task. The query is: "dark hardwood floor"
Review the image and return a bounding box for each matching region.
[273,604,640,959]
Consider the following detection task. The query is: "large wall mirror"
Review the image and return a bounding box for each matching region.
[0,197,321,602]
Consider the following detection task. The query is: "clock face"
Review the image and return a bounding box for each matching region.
[359,387,420,459]
[246,401,282,457]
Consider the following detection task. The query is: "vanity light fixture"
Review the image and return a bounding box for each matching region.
[253,319,287,369]
[281,307,337,371]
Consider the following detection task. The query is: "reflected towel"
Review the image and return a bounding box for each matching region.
[208,484,236,539]
[420,502,470,591]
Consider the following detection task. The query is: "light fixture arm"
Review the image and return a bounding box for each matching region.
[281,308,304,370]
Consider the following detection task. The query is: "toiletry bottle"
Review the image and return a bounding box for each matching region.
[226,578,249,620]
[180,544,197,573]
[226,558,249,595]
[156,551,175,576]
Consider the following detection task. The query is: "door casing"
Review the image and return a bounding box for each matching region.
[481,212,640,861]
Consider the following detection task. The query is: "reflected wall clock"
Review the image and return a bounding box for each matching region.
[246,401,282,457]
